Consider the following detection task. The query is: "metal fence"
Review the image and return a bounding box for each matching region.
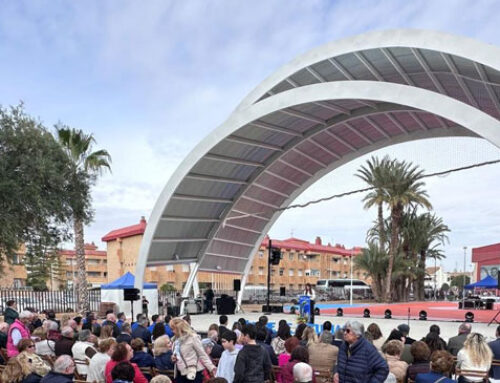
[0,289,101,314]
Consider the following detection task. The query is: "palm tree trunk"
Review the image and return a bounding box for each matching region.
[378,202,385,252]
[385,205,402,302]
[418,250,427,301]
[74,219,89,314]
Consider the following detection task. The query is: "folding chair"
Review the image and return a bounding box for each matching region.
[314,368,333,383]
[455,368,489,382]
[73,358,89,381]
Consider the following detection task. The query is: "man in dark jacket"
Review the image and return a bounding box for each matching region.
[489,325,500,380]
[40,354,75,383]
[234,324,271,383]
[334,320,389,383]
[397,324,416,345]
[447,322,471,356]
[3,300,19,325]
[131,317,151,345]
[54,327,75,357]
[204,286,215,313]
[116,322,133,344]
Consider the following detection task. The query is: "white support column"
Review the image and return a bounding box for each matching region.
[192,262,200,297]
[180,262,200,315]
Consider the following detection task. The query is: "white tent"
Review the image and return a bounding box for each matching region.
[101,272,158,319]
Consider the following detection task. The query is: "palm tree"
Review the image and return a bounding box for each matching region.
[383,160,431,301]
[403,212,449,300]
[357,156,393,252]
[353,242,387,301]
[57,126,111,312]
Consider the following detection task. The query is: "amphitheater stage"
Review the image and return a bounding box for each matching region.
[286,301,500,324]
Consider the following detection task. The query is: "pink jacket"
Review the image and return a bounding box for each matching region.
[7,319,30,357]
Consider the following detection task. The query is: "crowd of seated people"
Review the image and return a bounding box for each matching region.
[1,300,500,383]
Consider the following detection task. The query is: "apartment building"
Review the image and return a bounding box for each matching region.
[59,243,108,288]
[102,217,365,291]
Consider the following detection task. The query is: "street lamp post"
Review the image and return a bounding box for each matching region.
[462,246,467,309]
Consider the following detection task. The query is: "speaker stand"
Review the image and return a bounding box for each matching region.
[234,292,245,314]
[488,309,500,326]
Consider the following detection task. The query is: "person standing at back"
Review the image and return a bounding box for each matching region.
[4,300,19,325]
[233,324,271,383]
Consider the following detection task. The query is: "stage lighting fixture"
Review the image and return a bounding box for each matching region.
[363,309,370,318]
[384,309,392,319]
[419,310,427,320]
[336,308,343,317]
[465,311,474,322]
[314,308,320,316]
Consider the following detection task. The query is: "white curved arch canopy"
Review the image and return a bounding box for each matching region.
[135,29,500,299]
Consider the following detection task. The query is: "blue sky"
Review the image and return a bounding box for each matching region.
[1,0,500,274]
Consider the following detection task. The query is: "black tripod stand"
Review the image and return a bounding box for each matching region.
[488,309,500,326]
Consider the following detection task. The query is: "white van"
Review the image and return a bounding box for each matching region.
[316,279,372,299]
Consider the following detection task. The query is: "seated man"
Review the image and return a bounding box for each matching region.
[40,355,76,383]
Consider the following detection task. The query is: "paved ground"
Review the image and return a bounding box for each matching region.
[189,310,500,343]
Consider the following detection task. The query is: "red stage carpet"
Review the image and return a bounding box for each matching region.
[321,301,500,323]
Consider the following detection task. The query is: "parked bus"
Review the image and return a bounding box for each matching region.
[316,279,372,300]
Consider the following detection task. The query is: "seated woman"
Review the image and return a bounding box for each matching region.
[281,346,316,383]
[456,333,492,383]
[2,339,51,383]
[32,328,55,357]
[406,341,431,382]
[153,335,174,371]
[415,350,457,383]
[130,338,155,380]
[382,340,408,383]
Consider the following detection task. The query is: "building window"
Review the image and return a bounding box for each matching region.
[288,269,294,276]
[166,265,174,272]
[279,268,284,276]
[258,267,264,275]
[343,257,348,265]
[343,273,348,278]
[104,272,107,277]
[87,272,101,277]
[311,269,320,277]
[271,269,276,276]
[250,267,253,273]
[298,269,303,277]
[305,270,311,276]
[11,254,22,265]
[333,257,339,263]
[298,284,303,290]
[13,279,24,288]
[289,253,294,261]
[87,259,100,266]
[66,272,73,278]
[182,264,190,272]
[259,251,264,258]
[150,266,157,271]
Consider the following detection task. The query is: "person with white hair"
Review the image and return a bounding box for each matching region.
[72,329,97,377]
[54,326,75,357]
[447,322,472,356]
[293,362,313,383]
[6,310,33,357]
[40,354,76,383]
[334,321,389,383]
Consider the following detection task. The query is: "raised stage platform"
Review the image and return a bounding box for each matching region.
[286,301,500,324]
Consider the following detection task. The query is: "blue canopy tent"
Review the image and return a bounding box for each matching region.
[101,272,158,318]
[465,275,498,289]
[101,272,157,290]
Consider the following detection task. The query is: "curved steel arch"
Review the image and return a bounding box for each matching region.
[134,80,500,306]
[237,29,500,111]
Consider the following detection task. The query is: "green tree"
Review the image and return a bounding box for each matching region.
[381,159,431,301]
[0,105,75,262]
[56,126,111,313]
[357,156,392,252]
[160,283,176,293]
[450,275,471,288]
[25,229,63,291]
[353,242,387,301]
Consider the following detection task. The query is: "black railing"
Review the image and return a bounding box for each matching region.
[0,289,101,314]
